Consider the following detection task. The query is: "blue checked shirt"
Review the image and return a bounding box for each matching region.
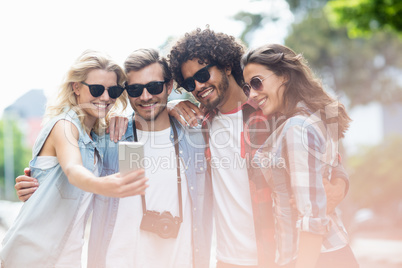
[253,105,349,265]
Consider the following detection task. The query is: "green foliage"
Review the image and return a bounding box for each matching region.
[232,1,402,106]
[0,119,32,200]
[285,9,402,106]
[232,0,330,45]
[232,0,292,46]
[326,0,402,37]
[348,135,402,208]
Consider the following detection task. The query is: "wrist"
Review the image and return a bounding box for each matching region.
[93,176,110,196]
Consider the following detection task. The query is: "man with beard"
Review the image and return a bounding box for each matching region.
[168,27,350,268]
[14,48,212,268]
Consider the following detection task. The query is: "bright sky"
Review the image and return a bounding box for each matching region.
[0,0,385,153]
[0,0,293,115]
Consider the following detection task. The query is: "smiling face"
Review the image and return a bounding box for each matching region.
[127,63,172,129]
[73,69,117,129]
[181,58,229,111]
[243,63,286,116]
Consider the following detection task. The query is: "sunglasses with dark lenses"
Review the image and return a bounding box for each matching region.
[242,73,275,93]
[182,64,216,92]
[81,82,125,99]
[125,80,168,98]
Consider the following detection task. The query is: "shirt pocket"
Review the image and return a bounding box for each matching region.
[29,161,81,200]
[30,167,51,185]
[29,158,57,185]
[55,173,81,200]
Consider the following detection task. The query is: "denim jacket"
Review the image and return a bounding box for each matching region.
[1,109,101,268]
[88,116,213,268]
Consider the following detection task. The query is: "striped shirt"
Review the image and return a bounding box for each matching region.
[254,104,349,265]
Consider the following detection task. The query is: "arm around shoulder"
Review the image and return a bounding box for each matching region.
[167,99,204,127]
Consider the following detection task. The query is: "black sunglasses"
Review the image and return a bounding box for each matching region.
[182,64,216,92]
[81,82,125,99]
[242,73,275,93]
[125,80,169,98]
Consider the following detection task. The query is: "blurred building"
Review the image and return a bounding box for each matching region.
[343,102,402,155]
[4,89,46,147]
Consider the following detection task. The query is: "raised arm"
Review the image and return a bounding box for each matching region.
[52,120,148,197]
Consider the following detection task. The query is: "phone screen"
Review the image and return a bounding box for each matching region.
[118,141,145,176]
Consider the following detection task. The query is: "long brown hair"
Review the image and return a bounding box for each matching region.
[241,44,351,139]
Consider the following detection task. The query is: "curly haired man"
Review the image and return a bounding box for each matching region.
[168,27,350,268]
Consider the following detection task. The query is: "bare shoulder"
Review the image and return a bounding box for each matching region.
[48,120,80,148]
[38,119,79,156]
[52,119,80,139]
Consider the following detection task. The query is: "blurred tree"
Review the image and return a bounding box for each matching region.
[233,0,402,106]
[233,0,328,46]
[232,0,402,227]
[326,0,402,38]
[285,9,402,106]
[233,11,266,46]
[348,135,402,209]
[0,119,32,200]
[233,0,289,47]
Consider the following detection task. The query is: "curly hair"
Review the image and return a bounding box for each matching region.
[168,27,246,90]
[241,44,351,139]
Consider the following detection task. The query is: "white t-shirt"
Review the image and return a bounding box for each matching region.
[106,127,193,268]
[209,109,258,265]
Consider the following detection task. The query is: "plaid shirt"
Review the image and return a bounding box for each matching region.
[202,100,283,267]
[202,101,349,267]
[253,106,349,265]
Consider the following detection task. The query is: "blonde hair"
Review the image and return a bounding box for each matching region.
[44,49,128,134]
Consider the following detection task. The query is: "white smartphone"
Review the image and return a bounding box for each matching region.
[118,141,145,176]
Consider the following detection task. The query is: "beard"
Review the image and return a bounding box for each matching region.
[136,104,166,121]
[202,71,229,111]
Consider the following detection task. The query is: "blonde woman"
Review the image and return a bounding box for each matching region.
[242,44,359,268]
[1,50,148,268]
